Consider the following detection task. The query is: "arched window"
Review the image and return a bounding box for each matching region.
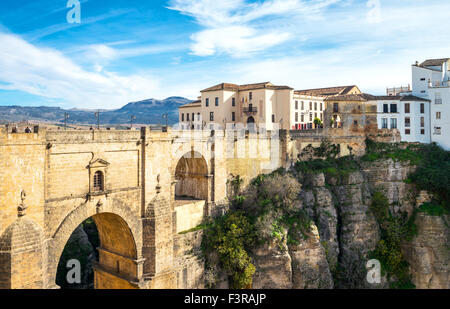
[93,171,104,192]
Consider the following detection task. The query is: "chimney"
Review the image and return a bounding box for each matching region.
[443,60,449,82]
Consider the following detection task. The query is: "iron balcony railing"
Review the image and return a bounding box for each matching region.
[243,106,258,114]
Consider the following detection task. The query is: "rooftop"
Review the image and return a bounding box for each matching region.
[200,82,293,93]
[295,85,361,97]
[418,58,450,68]
[179,100,201,108]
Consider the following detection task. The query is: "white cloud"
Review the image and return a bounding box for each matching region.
[167,0,339,57]
[0,31,161,108]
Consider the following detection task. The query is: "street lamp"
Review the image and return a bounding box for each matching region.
[94,110,100,129]
[130,115,136,129]
[162,113,168,128]
[64,112,70,130]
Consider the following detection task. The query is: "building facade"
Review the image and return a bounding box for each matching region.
[374,95,431,144]
[178,82,325,131]
[411,58,450,150]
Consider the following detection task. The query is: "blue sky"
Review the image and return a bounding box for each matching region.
[0,0,450,109]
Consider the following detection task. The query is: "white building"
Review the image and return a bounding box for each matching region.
[411,58,450,150]
[374,95,431,144]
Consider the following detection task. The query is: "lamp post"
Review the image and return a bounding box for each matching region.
[162,113,168,128]
[130,115,136,129]
[64,112,70,130]
[94,110,100,130]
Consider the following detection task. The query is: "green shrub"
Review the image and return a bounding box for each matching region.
[418,202,449,217]
[202,211,257,289]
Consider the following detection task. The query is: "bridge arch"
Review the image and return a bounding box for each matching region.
[174,150,209,201]
[49,199,143,289]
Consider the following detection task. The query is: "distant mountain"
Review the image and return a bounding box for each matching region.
[0,97,191,125]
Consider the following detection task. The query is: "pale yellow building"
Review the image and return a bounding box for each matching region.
[178,82,325,131]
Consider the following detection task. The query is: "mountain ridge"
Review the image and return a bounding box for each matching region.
[0,97,192,125]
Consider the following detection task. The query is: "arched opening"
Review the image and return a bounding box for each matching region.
[175,151,208,201]
[247,116,255,124]
[93,171,104,191]
[55,212,138,289]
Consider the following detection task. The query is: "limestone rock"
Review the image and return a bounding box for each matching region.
[402,213,450,289]
[251,231,293,289]
[289,225,334,289]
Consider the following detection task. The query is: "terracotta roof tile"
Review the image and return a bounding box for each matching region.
[419,58,450,67]
[200,82,293,93]
[295,85,360,97]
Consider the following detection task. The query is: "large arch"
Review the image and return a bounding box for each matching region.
[174,150,209,201]
[49,199,143,289]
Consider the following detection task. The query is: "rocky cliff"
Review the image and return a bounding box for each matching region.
[204,144,449,289]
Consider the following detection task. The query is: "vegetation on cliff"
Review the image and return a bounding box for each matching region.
[202,139,450,289]
[369,192,416,289]
[202,171,312,288]
[364,139,450,212]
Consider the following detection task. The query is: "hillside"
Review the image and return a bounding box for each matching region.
[0,97,191,125]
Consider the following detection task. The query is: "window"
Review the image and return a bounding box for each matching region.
[197,113,200,121]
[272,114,275,123]
[354,120,358,126]
[205,98,209,107]
[381,118,388,129]
[187,113,190,121]
[405,117,410,127]
[309,113,313,122]
[314,102,317,111]
[421,90,426,94]
[309,102,312,110]
[301,114,304,122]
[210,112,214,121]
[215,97,219,106]
[390,118,397,129]
[383,104,389,113]
[249,92,253,101]
[405,129,410,135]
[420,117,425,127]
[435,93,442,104]
[320,103,323,111]
[420,78,426,81]
[420,103,425,113]
[390,104,397,113]
[232,98,236,106]
[93,171,104,192]
[315,113,317,118]
[436,112,441,119]
[295,101,298,110]
[421,129,425,135]
[320,114,323,121]
[301,101,304,110]
[404,103,410,113]
[232,112,236,122]
[181,113,184,122]
[295,112,298,122]
[434,127,442,135]
[333,103,339,113]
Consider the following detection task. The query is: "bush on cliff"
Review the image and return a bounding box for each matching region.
[369,192,416,289]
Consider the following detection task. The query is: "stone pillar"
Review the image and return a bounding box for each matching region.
[0,202,45,289]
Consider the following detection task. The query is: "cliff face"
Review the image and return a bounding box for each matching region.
[402,213,450,289]
[244,159,449,289]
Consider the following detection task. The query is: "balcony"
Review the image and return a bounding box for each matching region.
[435,98,442,104]
[243,106,258,115]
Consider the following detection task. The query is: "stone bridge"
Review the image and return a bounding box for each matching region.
[0,126,365,289]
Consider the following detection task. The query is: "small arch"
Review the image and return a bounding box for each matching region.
[175,151,208,201]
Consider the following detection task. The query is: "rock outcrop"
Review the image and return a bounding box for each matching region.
[402,213,450,289]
